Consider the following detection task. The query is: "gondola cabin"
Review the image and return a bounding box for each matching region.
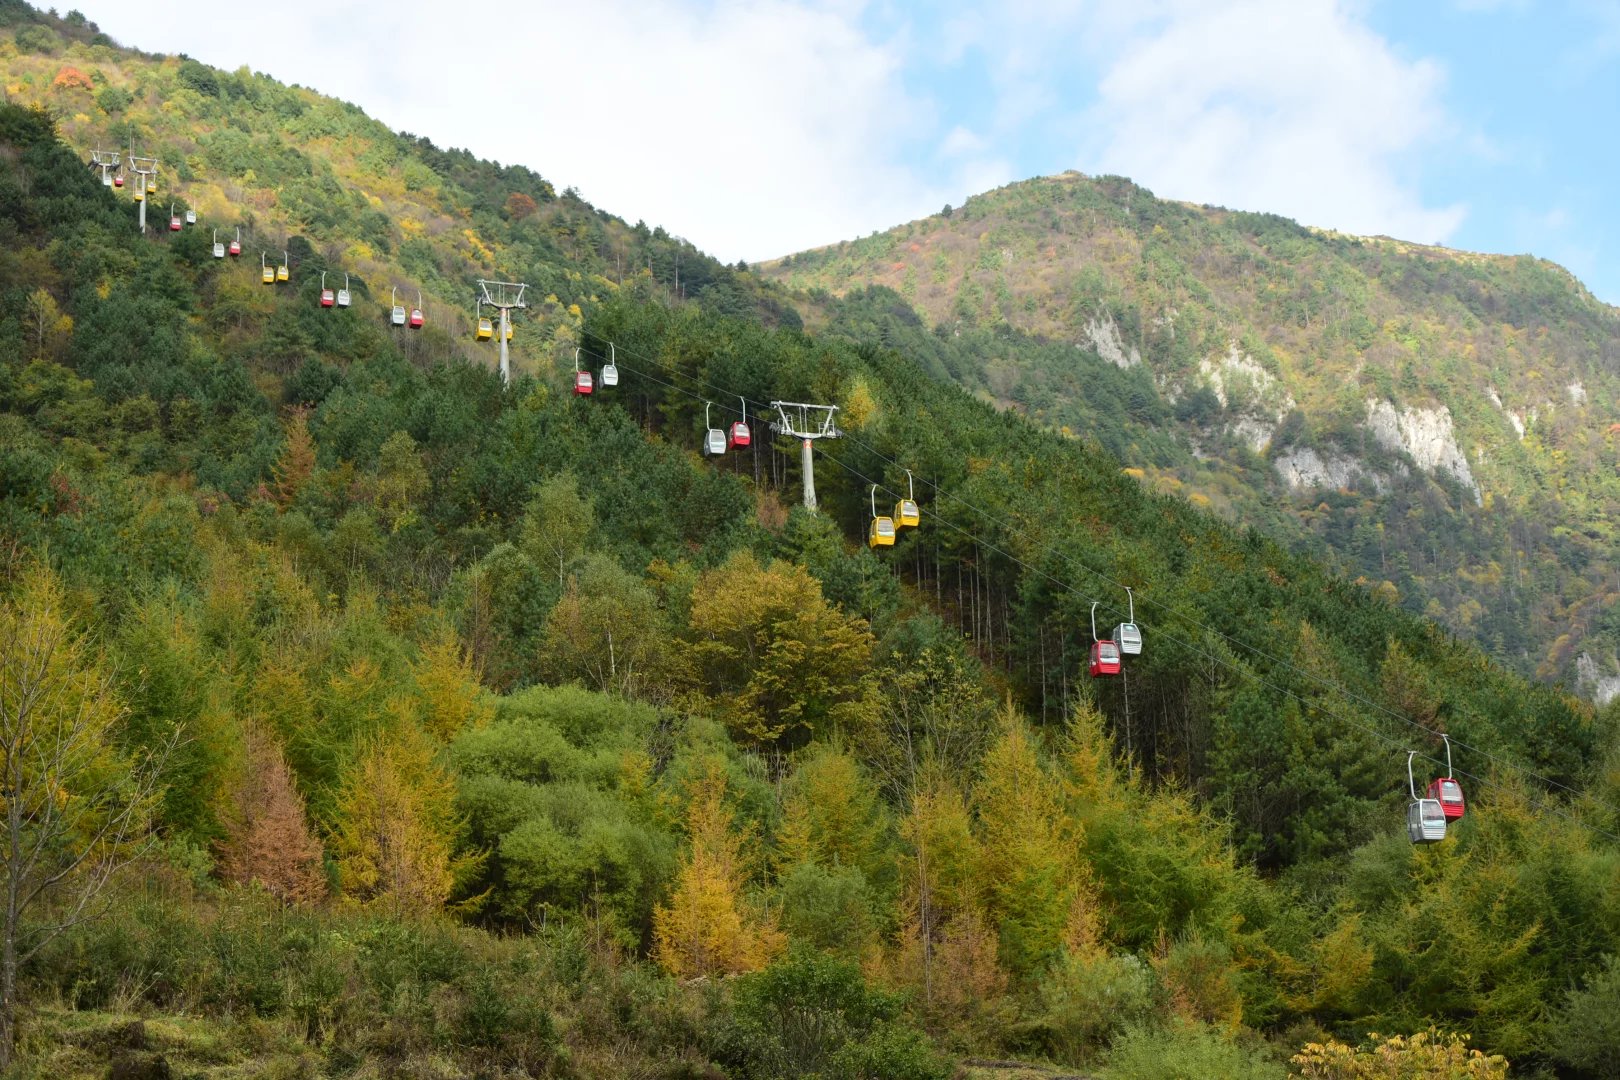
[276,265,289,283]
[895,499,920,528]
[728,421,751,449]
[1113,622,1143,656]
[261,266,275,285]
[336,288,351,307]
[502,321,512,340]
[869,515,896,548]
[212,242,225,259]
[574,371,594,395]
[185,210,197,224]
[475,318,493,341]
[320,289,335,308]
[1407,798,1447,843]
[1089,640,1122,677]
[113,175,124,188]
[1426,777,1466,820]
[133,189,143,202]
[102,172,113,187]
[228,240,241,256]
[409,307,424,328]
[391,305,407,327]
[169,214,181,231]
[704,428,727,456]
[600,362,619,387]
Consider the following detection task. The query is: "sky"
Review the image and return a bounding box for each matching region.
[68,0,1620,304]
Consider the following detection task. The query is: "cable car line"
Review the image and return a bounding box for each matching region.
[591,331,1602,812]
[808,443,1620,845]
[832,424,1599,810]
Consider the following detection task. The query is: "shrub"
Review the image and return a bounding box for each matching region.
[1550,954,1620,1076]
[1105,1021,1283,1079]
[715,948,950,1080]
[1035,949,1158,1064]
[1290,1029,1508,1079]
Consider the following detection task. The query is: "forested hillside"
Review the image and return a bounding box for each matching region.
[4,4,1620,1078]
[762,173,1620,698]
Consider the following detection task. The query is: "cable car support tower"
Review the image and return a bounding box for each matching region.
[89,148,120,188]
[476,279,527,387]
[126,151,160,233]
[769,401,840,512]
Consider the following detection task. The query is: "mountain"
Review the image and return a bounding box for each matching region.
[3,4,1620,1077]
[761,171,1620,695]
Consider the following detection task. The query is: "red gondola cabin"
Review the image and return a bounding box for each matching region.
[1089,640,1121,677]
[408,308,424,329]
[228,240,241,256]
[1426,777,1465,820]
[169,216,181,231]
[575,371,594,395]
[728,421,751,449]
[320,289,335,307]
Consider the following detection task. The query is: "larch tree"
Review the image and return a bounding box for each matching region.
[411,623,493,743]
[329,729,463,917]
[0,562,170,1068]
[216,723,326,905]
[653,765,783,979]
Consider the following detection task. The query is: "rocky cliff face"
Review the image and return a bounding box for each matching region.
[1363,400,1481,505]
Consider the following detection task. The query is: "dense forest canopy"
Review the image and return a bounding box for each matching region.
[3,4,1620,1077]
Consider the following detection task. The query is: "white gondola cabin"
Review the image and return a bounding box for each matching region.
[701,402,726,454]
[1112,586,1143,656]
[211,230,225,259]
[185,209,197,224]
[337,274,351,307]
[1407,751,1447,843]
[601,343,619,387]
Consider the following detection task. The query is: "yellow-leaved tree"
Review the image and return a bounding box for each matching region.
[974,705,1089,979]
[329,728,467,917]
[653,765,783,979]
[0,561,169,1068]
[683,551,879,748]
[411,623,492,742]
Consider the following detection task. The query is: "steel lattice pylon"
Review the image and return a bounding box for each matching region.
[768,401,841,511]
[476,279,528,387]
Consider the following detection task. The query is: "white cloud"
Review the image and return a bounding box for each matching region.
[940,125,987,157]
[73,0,959,261]
[1086,0,1466,243]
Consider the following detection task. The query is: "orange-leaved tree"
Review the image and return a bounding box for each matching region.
[216,723,327,905]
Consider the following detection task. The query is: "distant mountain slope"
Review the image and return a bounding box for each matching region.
[762,171,1620,693]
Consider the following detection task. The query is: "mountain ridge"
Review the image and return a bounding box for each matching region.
[761,168,1620,695]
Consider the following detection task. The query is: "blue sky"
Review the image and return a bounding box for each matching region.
[73,0,1620,304]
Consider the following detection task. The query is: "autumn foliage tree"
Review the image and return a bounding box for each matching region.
[329,729,465,917]
[683,552,879,748]
[653,765,783,978]
[216,724,326,905]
